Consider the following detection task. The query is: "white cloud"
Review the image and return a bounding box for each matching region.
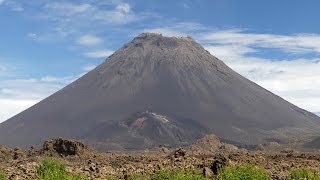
[27,28,74,43]
[201,32,320,114]
[27,33,37,39]
[77,35,103,46]
[116,3,131,14]
[82,64,98,72]
[246,59,320,113]
[204,44,255,59]
[3,0,23,11]
[25,1,140,43]
[0,75,78,123]
[201,29,320,54]
[84,50,113,58]
[0,63,16,77]
[0,99,38,123]
[43,1,137,26]
[45,2,92,14]
[0,78,71,99]
[40,75,77,83]
[0,64,8,73]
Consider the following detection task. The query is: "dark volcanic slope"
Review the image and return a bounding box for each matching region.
[1,33,320,150]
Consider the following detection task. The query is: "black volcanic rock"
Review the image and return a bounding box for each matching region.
[41,138,91,156]
[1,33,320,150]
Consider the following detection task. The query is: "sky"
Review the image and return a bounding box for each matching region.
[0,0,320,122]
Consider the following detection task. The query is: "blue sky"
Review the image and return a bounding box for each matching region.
[0,0,320,122]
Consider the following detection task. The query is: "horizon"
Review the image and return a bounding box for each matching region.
[1,0,320,122]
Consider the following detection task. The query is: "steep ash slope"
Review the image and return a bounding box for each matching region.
[0,33,319,150]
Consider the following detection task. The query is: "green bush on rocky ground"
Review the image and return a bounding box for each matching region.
[0,167,5,180]
[217,163,269,180]
[289,167,320,180]
[150,169,207,180]
[37,159,87,180]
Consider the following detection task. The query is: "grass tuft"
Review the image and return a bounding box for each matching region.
[289,167,320,180]
[217,163,269,180]
[0,167,5,180]
[37,159,86,180]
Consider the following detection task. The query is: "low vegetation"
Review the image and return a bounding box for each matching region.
[217,163,269,180]
[33,157,320,180]
[289,167,320,180]
[37,159,86,180]
[0,167,5,180]
[151,169,207,180]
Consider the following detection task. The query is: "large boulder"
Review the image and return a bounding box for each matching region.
[41,138,92,156]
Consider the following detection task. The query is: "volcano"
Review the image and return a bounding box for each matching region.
[1,33,320,150]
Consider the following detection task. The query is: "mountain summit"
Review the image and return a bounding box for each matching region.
[1,33,320,150]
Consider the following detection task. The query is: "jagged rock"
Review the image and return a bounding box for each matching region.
[0,145,14,160]
[41,138,91,156]
[27,146,40,157]
[210,154,229,174]
[13,147,26,160]
[174,147,186,158]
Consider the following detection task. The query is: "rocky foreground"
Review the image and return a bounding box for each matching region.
[1,136,320,179]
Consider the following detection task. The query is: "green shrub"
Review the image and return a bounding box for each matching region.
[128,168,207,180]
[0,167,5,180]
[289,168,320,180]
[217,163,269,180]
[37,159,86,180]
[151,169,207,180]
